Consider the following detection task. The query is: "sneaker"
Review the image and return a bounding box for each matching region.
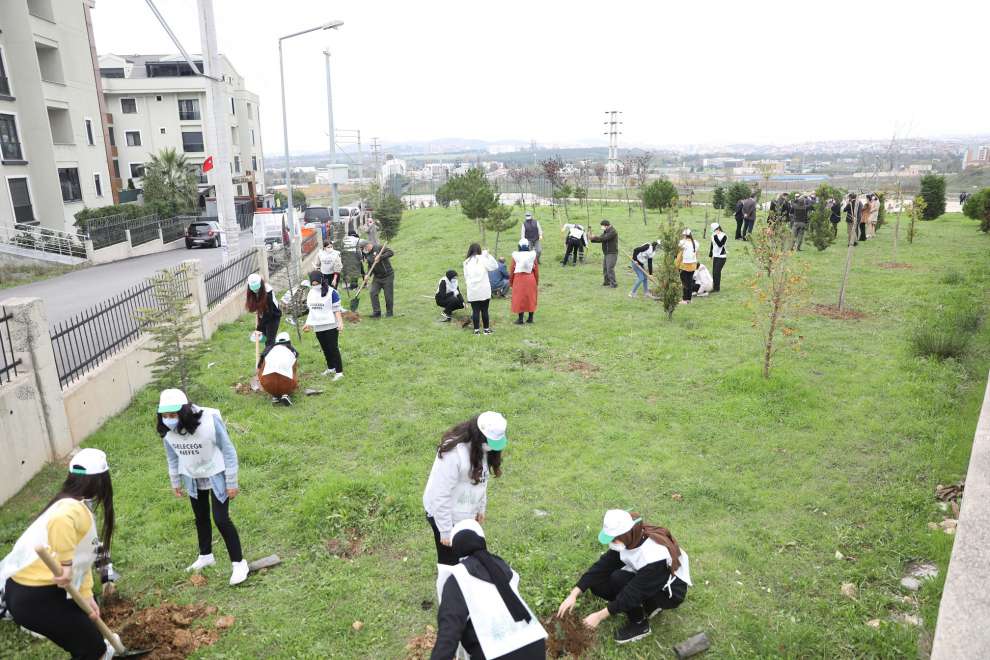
[385,312,394,318]
[483,328,494,335]
[229,560,249,586]
[371,313,382,318]
[280,394,292,406]
[514,318,524,325]
[474,329,481,336]
[271,396,280,404]
[614,618,651,644]
[332,372,344,381]
[322,368,336,377]
[441,314,452,322]
[186,554,216,572]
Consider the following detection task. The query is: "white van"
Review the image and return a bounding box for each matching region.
[252,212,288,247]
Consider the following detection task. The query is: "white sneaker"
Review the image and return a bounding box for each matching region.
[229,559,249,586]
[322,368,336,377]
[186,554,215,572]
[332,372,344,381]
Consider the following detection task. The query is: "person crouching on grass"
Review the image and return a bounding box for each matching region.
[245,273,281,348]
[510,239,539,325]
[157,389,248,586]
[435,269,465,322]
[258,331,299,406]
[676,228,699,304]
[302,270,344,380]
[432,519,547,659]
[0,449,116,660]
[557,510,691,645]
[423,412,507,566]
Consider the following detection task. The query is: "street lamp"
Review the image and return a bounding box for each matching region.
[278,20,343,269]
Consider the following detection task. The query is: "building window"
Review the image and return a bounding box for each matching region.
[160,127,166,135]
[252,156,257,172]
[182,131,204,153]
[230,126,238,145]
[120,98,137,114]
[47,107,73,144]
[246,102,253,119]
[100,67,125,78]
[177,98,200,121]
[230,97,235,115]
[108,126,115,147]
[112,159,120,178]
[145,61,202,78]
[94,173,103,197]
[0,114,23,161]
[251,129,255,146]
[125,131,141,147]
[234,156,241,173]
[58,168,82,202]
[8,178,34,224]
[0,48,11,97]
[35,42,64,83]
[85,119,95,145]
[155,95,163,102]
[129,163,145,179]
[27,0,55,22]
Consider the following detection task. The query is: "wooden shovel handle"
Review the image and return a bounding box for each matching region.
[353,241,389,296]
[34,546,126,653]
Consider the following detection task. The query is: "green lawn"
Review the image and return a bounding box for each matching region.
[2,207,988,658]
[0,263,81,290]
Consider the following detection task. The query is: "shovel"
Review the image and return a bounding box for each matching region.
[349,242,388,313]
[250,333,261,392]
[34,546,152,657]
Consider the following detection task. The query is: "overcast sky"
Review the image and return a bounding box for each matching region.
[92,0,988,154]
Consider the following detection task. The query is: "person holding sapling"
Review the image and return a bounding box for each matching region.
[432,519,547,659]
[561,222,587,266]
[676,228,699,304]
[0,449,118,660]
[423,412,507,566]
[709,222,727,292]
[156,389,248,586]
[303,270,344,380]
[557,510,692,645]
[245,273,281,348]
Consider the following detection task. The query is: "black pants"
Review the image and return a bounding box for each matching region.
[679,269,694,301]
[436,294,464,316]
[369,273,394,316]
[858,220,867,241]
[712,257,726,292]
[585,569,687,623]
[259,317,280,348]
[470,299,491,330]
[427,514,459,566]
[743,217,755,238]
[190,490,243,562]
[734,217,744,239]
[315,328,343,373]
[5,579,105,660]
[563,239,581,265]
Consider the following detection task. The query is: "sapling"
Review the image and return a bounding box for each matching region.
[655,209,682,320]
[807,198,835,251]
[907,195,925,244]
[135,265,204,392]
[749,221,804,378]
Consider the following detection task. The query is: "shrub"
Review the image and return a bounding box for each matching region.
[641,179,678,211]
[962,188,990,232]
[712,186,725,210]
[909,327,970,360]
[808,198,835,251]
[723,182,755,217]
[919,174,946,220]
[940,270,963,285]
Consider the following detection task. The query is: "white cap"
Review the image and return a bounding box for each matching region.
[478,411,507,442]
[598,509,641,544]
[247,273,262,290]
[157,388,188,413]
[452,519,485,540]
[710,222,720,232]
[69,448,109,476]
[682,228,692,236]
[518,238,530,248]
[524,212,533,219]
[275,332,291,344]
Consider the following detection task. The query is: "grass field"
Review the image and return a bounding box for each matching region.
[1,205,988,658]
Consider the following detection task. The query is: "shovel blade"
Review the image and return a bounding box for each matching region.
[349,298,360,312]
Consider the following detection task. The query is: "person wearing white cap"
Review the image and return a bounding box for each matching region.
[560,222,587,266]
[156,389,248,586]
[432,519,547,659]
[423,412,507,565]
[245,273,281,348]
[708,222,727,293]
[520,212,543,263]
[302,270,344,380]
[0,448,117,659]
[630,241,658,298]
[258,332,300,406]
[463,243,500,335]
[557,510,691,645]
[676,228,699,304]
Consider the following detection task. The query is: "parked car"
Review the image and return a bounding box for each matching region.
[302,207,331,224]
[185,220,223,249]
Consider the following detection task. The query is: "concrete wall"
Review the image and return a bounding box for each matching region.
[88,232,183,265]
[932,372,990,658]
[0,373,55,502]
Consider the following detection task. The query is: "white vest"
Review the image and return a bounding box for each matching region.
[0,499,100,597]
[567,225,585,240]
[438,563,547,659]
[305,288,339,328]
[261,344,296,379]
[618,538,693,587]
[164,408,226,479]
[511,251,537,274]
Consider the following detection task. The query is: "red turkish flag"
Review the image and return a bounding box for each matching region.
[202,156,214,173]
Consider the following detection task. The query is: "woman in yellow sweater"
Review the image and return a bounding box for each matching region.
[0,448,115,660]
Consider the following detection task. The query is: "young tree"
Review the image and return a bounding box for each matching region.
[553,182,573,221]
[962,188,990,232]
[630,152,653,225]
[712,186,726,210]
[723,182,754,217]
[375,193,403,241]
[594,163,607,214]
[142,148,198,217]
[572,183,590,222]
[655,210,682,320]
[135,265,203,392]
[749,222,803,378]
[919,174,946,219]
[641,179,679,213]
[509,168,530,212]
[483,204,518,257]
[540,156,564,221]
[807,198,835,251]
[907,195,926,244]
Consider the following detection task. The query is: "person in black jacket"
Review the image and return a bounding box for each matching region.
[828,198,841,236]
[435,270,464,322]
[733,199,744,239]
[709,222,727,292]
[557,510,692,645]
[361,241,395,317]
[245,273,281,347]
[432,520,547,660]
[589,220,619,287]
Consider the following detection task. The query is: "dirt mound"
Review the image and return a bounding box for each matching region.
[544,613,597,658]
[102,598,223,659]
[341,311,361,323]
[878,262,913,269]
[325,533,363,559]
[404,625,437,660]
[556,360,599,378]
[808,304,867,320]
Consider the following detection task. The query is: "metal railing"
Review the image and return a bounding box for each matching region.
[0,223,87,259]
[0,307,20,385]
[128,214,160,247]
[160,216,186,243]
[49,265,190,389]
[87,214,130,250]
[204,250,257,309]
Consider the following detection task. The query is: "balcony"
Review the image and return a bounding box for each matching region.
[110,145,118,157]
[104,112,113,125]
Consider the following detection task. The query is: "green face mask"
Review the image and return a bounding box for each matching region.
[486,437,507,452]
[249,283,261,293]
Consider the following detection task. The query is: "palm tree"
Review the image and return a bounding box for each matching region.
[142,148,198,217]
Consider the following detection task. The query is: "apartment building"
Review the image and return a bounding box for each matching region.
[0,0,113,231]
[98,52,265,202]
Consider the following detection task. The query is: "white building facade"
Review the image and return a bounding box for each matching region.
[0,0,113,231]
[98,52,264,203]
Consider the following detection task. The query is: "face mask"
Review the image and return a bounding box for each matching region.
[249,283,261,293]
[609,541,625,552]
[162,418,180,431]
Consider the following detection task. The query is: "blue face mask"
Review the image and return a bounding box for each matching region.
[162,418,180,431]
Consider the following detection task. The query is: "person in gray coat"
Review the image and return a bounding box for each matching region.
[590,220,619,288]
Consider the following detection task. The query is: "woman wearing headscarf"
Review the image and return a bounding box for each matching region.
[302,270,344,380]
[0,449,117,660]
[709,222,727,292]
[432,520,547,660]
[245,273,281,348]
[676,229,699,304]
[509,239,539,325]
[557,510,692,645]
[435,269,465,322]
[423,412,507,566]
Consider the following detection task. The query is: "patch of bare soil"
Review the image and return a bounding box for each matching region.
[809,304,868,320]
[231,381,262,395]
[102,598,224,660]
[341,311,361,323]
[878,262,912,269]
[555,360,600,378]
[404,625,437,660]
[325,530,363,559]
[544,613,597,658]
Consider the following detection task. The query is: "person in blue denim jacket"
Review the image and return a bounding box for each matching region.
[488,258,510,298]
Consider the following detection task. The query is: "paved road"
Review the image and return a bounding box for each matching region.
[1,229,254,328]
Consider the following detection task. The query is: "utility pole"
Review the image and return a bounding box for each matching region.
[371,137,381,191]
[323,49,339,226]
[604,110,623,187]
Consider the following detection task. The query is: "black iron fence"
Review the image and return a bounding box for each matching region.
[87,214,130,250]
[49,266,190,389]
[0,307,21,385]
[160,216,186,243]
[204,250,257,309]
[128,214,160,246]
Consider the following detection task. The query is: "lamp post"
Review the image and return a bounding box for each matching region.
[278,20,343,270]
[324,48,340,227]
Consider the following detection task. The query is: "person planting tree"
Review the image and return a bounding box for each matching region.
[257,332,299,406]
[302,271,344,380]
[245,273,281,348]
[156,389,248,586]
[557,510,692,645]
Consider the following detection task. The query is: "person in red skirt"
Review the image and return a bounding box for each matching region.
[509,239,539,324]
